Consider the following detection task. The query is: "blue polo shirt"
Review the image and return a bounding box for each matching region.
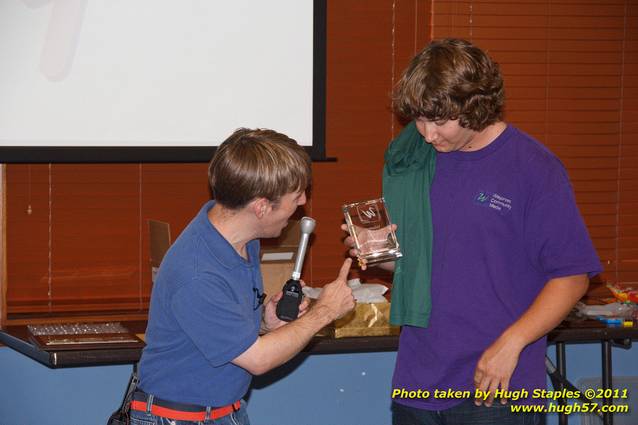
[139,201,262,406]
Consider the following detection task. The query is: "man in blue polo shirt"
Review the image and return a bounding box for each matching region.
[133,128,355,425]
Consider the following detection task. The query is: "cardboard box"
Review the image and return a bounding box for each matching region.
[148,220,171,283]
[324,302,400,338]
[148,219,300,303]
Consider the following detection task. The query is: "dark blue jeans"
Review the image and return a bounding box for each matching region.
[392,400,544,425]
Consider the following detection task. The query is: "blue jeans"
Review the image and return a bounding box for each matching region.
[392,400,544,425]
[129,400,250,425]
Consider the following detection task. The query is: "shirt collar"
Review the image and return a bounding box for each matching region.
[446,123,513,161]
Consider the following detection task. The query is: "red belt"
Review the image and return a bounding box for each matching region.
[131,392,240,421]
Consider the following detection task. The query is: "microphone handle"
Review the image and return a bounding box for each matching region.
[276,218,314,322]
[291,233,310,280]
[275,278,303,322]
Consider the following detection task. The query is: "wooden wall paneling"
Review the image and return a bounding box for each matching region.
[309,0,429,286]
[5,0,638,323]
[310,0,394,284]
[430,0,638,283]
[545,1,625,281]
[49,165,140,312]
[393,0,431,74]
[140,163,211,298]
[393,0,431,117]
[619,2,638,282]
[3,162,213,321]
[1,164,6,327]
[432,1,471,38]
[6,165,52,315]
[5,164,143,315]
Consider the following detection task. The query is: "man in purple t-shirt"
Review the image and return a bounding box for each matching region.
[347,39,601,425]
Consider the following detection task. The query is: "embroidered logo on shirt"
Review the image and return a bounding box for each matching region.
[474,191,512,214]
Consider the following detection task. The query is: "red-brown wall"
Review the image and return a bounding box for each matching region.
[4,1,429,317]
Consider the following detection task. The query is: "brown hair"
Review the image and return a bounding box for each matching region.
[393,38,504,131]
[208,128,311,209]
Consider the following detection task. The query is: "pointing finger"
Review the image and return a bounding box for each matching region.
[337,258,352,282]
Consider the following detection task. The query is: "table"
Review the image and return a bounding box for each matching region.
[549,318,638,425]
[1,318,636,425]
[0,321,399,367]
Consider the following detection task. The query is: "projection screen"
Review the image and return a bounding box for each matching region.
[0,0,326,162]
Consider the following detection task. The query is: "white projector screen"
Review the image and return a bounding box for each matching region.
[0,0,326,162]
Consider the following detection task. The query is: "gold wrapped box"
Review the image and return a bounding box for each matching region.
[325,302,399,338]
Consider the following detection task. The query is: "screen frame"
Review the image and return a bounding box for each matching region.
[0,0,327,163]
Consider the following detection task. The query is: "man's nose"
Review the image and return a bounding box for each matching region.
[417,121,437,142]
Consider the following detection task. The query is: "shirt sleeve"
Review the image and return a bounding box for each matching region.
[524,161,603,281]
[171,276,259,367]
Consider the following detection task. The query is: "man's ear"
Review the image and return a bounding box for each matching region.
[250,198,270,219]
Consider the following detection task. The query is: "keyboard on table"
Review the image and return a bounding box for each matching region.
[27,322,145,351]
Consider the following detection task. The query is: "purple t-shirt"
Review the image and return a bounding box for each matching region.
[392,125,602,410]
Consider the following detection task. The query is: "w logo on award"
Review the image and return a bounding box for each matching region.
[357,204,380,224]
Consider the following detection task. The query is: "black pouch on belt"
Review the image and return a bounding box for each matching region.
[107,364,139,425]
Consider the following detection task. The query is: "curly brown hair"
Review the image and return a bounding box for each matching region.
[208,128,311,210]
[393,38,505,131]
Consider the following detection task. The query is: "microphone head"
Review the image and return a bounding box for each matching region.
[300,216,316,234]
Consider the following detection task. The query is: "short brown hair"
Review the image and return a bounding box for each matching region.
[208,128,311,209]
[393,38,504,131]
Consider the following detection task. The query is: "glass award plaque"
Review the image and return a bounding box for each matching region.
[342,198,402,265]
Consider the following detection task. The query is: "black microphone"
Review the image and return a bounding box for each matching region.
[276,217,315,321]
